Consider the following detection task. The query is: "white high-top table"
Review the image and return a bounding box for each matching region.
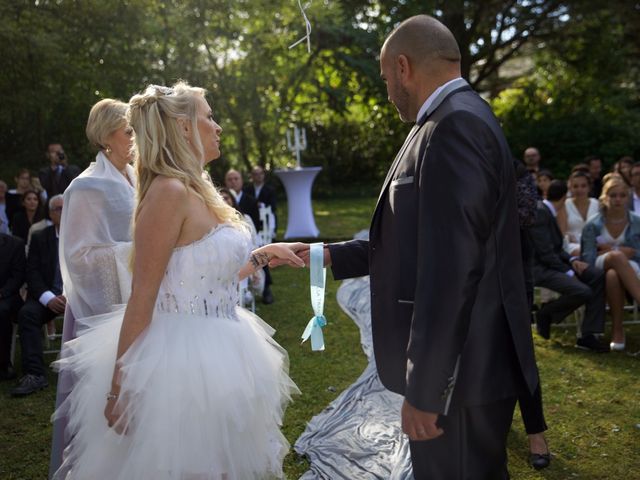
[275,167,321,239]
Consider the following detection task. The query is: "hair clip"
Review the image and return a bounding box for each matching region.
[150,85,175,96]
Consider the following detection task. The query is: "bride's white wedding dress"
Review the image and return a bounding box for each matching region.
[52,223,297,480]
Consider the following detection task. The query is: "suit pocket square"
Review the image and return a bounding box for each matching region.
[397,299,414,304]
[391,176,414,187]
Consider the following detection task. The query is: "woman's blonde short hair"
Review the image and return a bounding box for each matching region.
[600,174,630,215]
[86,98,128,150]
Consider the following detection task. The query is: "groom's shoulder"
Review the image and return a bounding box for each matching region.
[427,89,489,125]
[447,90,494,120]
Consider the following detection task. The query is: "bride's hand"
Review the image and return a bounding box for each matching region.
[254,243,306,268]
[104,392,129,435]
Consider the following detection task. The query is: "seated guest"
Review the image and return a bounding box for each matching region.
[529,180,608,351]
[560,171,599,256]
[613,156,633,187]
[26,217,53,253]
[535,170,553,200]
[10,190,44,242]
[5,168,33,230]
[0,233,26,380]
[10,195,64,396]
[629,162,640,213]
[582,175,640,351]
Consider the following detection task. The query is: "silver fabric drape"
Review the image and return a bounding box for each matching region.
[295,231,413,479]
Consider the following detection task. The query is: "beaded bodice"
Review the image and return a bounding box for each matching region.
[155,223,251,317]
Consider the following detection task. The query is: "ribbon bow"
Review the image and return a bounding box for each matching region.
[301,314,326,351]
[301,242,327,351]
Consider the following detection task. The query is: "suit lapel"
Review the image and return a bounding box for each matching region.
[372,79,471,218]
[376,123,421,205]
[371,79,473,233]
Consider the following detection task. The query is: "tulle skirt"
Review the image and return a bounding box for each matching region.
[52,306,298,480]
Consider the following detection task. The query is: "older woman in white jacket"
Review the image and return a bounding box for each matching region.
[50,98,136,477]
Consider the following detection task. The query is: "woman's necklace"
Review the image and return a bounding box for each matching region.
[607,216,627,225]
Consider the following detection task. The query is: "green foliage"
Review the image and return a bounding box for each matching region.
[0,1,638,191]
[492,5,640,176]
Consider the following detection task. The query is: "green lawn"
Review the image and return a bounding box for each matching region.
[2,196,639,479]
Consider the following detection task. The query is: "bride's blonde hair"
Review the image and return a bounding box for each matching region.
[127,81,244,230]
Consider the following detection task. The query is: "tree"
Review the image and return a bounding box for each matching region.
[342,0,569,91]
[492,3,640,172]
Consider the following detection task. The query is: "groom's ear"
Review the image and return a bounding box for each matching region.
[396,54,412,84]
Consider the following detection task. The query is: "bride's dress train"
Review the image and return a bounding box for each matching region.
[52,224,298,480]
[295,231,413,479]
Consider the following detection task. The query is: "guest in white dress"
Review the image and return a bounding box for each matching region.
[582,174,640,351]
[50,98,138,477]
[52,82,303,479]
[561,171,599,256]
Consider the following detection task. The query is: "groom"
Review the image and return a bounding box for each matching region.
[300,15,539,479]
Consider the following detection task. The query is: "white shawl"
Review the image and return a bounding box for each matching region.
[59,151,136,326]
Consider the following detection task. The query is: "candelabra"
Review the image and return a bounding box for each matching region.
[286,125,307,169]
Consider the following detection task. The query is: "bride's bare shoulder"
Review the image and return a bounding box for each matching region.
[144,176,188,202]
[138,176,189,218]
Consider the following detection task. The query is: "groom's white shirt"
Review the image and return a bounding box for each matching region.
[416,77,464,123]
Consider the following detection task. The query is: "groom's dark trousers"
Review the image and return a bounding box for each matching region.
[329,79,538,479]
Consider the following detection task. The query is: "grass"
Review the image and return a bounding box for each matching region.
[2,196,640,479]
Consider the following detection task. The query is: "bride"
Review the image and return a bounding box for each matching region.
[52,82,303,479]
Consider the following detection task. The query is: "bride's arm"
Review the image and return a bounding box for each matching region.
[238,242,306,280]
[105,179,187,430]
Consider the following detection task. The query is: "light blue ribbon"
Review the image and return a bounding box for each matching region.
[301,242,327,351]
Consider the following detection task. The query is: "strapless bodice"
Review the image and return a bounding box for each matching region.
[155,223,251,317]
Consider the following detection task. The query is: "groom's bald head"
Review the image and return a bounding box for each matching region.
[382,15,461,72]
[379,15,462,122]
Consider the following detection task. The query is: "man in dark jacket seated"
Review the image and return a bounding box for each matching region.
[0,233,26,380]
[11,195,65,396]
[529,180,608,352]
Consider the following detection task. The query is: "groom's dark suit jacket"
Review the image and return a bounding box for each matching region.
[329,79,538,415]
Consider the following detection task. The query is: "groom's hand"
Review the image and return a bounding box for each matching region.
[264,242,307,268]
[296,244,332,267]
[401,399,444,441]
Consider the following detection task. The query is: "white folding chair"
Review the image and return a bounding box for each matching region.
[256,205,276,247]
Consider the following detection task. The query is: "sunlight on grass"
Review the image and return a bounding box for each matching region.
[2,206,639,478]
